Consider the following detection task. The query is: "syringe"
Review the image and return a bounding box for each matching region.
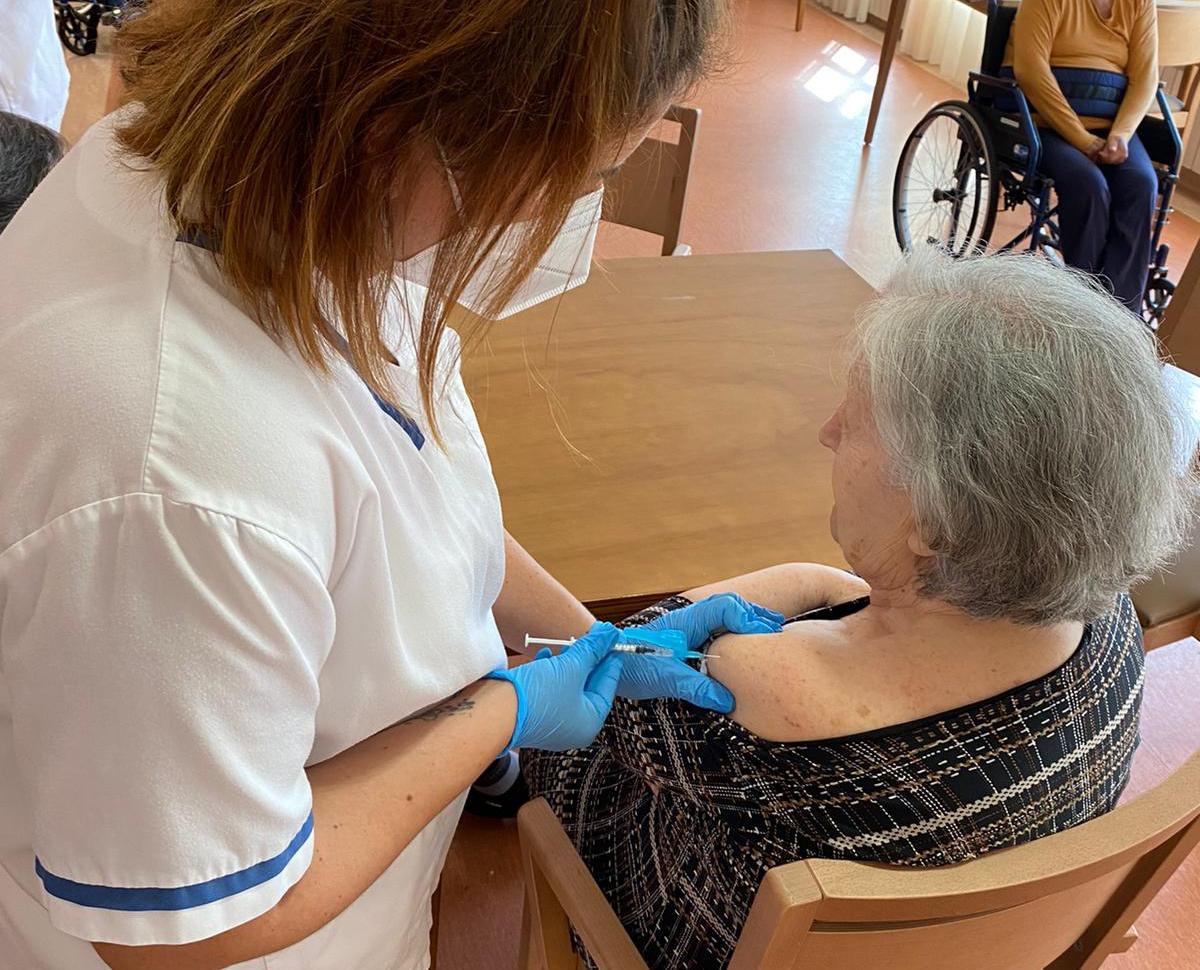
[523,632,715,660]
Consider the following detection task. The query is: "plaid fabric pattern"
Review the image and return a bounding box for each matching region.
[523,594,1144,970]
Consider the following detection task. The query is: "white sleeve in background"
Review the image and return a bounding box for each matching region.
[0,1,71,131]
[0,492,335,946]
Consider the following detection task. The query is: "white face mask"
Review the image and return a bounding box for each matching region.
[398,170,604,320]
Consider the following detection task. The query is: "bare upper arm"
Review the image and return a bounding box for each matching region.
[686,563,868,620]
[705,628,874,742]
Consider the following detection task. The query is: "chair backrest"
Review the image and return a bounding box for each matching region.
[1156,4,1200,69]
[728,749,1200,970]
[980,0,1018,77]
[600,104,700,256]
[519,749,1200,970]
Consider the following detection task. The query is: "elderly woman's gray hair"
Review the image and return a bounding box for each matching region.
[856,249,1196,625]
[0,111,64,234]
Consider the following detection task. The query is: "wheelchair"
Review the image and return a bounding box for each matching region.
[54,1,128,57]
[892,0,1183,327]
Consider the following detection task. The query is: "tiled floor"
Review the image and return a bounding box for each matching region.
[56,2,1200,968]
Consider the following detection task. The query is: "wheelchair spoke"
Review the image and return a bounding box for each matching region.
[894,105,997,258]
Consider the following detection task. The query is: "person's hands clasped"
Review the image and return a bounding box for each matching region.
[1093,134,1129,165]
[484,623,624,752]
[618,593,785,713]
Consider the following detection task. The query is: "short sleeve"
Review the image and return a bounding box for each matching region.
[0,493,335,945]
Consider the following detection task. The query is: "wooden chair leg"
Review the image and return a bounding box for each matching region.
[795,0,805,31]
[1113,926,1139,953]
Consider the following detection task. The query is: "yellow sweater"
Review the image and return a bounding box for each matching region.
[1004,0,1159,153]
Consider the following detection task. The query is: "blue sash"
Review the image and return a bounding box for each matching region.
[994,67,1126,119]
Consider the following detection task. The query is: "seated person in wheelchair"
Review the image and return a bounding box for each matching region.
[1007,0,1159,312]
[524,251,1194,970]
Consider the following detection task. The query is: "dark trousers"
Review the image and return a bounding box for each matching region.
[1038,130,1157,313]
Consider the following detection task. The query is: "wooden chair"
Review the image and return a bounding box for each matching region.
[1134,351,1199,650]
[795,0,805,32]
[601,104,700,256]
[1134,244,1200,650]
[518,749,1200,970]
[1151,5,1200,138]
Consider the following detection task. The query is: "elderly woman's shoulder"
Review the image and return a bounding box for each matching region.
[706,591,1142,746]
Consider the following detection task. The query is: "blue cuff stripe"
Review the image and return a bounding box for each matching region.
[35,812,314,912]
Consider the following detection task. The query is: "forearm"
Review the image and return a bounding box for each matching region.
[94,681,516,970]
[1111,58,1158,139]
[686,563,867,618]
[493,531,594,652]
[1110,87,1155,141]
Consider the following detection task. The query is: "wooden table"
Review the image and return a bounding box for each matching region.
[460,250,875,619]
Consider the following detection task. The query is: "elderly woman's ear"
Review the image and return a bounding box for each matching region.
[907,531,935,559]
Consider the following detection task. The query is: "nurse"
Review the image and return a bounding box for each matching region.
[0,1,776,969]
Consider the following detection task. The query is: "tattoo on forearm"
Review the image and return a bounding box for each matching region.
[402,695,476,724]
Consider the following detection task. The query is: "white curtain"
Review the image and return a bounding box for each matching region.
[899,0,988,86]
[815,0,871,24]
[813,0,988,88]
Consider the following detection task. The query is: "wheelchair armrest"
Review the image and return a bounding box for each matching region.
[968,73,1043,178]
[969,72,1020,92]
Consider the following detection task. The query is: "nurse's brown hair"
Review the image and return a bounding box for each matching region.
[115,0,727,439]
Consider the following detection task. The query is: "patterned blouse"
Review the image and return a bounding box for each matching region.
[523,593,1144,970]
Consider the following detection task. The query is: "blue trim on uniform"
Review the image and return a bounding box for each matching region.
[175,227,221,252]
[34,812,314,912]
[325,331,425,451]
[370,390,426,450]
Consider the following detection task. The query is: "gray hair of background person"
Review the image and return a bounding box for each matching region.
[855,249,1197,626]
[0,111,64,233]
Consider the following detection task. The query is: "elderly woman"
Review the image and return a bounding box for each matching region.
[524,251,1195,970]
[1006,0,1159,312]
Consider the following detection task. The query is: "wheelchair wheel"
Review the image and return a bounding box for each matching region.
[1144,244,1173,328]
[55,1,101,56]
[894,102,999,257]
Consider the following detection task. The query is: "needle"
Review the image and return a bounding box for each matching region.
[524,634,718,659]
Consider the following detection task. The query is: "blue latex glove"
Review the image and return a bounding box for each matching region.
[644,593,785,648]
[484,623,624,752]
[617,594,785,712]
